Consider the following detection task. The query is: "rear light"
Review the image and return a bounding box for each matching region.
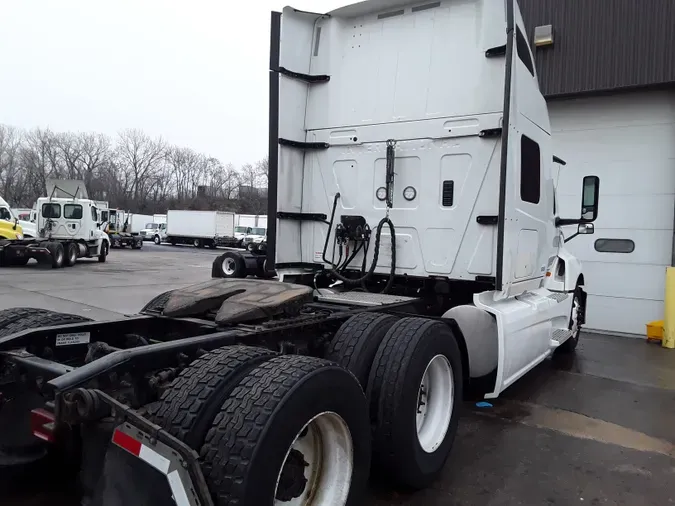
[30,408,57,443]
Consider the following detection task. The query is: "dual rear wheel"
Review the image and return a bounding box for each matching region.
[154,314,462,505]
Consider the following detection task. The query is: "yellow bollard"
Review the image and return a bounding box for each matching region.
[663,267,675,349]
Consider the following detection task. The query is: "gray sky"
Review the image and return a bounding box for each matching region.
[0,0,345,168]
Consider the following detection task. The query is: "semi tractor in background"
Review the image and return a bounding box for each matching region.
[0,196,110,267]
[164,210,237,248]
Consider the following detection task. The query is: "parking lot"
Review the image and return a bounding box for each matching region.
[2,244,674,505]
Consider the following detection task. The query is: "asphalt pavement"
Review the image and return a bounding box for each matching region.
[1,243,673,505]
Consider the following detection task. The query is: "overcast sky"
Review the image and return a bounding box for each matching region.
[0,0,346,167]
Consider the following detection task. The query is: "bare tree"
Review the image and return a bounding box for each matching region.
[115,129,166,204]
[0,122,269,215]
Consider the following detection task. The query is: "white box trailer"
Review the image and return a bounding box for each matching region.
[129,214,155,234]
[166,210,236,248]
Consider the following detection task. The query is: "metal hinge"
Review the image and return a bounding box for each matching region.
[279,138,330,150]
[485,44,506,58]
[476,215,498,225]
[277,212,328,222]
[276,66,330,83]
[479,128,502,138]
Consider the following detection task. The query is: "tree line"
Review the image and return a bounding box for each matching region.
[0,124,269,215]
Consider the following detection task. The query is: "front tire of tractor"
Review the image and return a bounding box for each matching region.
[64,242,78,267]
[153,346,277,450]
[98,241,108,263]
[48,242,64,269]
[153,235,161,245]
[557,284,584,354]
[201,355,371,506]
[325,312,399,389]
[367,317,463,490]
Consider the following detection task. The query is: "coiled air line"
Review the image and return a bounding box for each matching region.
[321,140,397,294]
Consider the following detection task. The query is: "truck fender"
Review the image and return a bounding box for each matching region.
[442,305,498,379]
[544,247,583,292]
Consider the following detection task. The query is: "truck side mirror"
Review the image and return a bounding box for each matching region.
[580,176,600,222]
[578,223,594,235]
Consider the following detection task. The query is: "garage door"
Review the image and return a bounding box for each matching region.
[550,90,675,336]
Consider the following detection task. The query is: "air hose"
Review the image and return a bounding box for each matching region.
[321,194,397,293]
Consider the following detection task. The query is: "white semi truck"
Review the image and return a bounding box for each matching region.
[0,197,110,267]
[165,210,238,248]
[0,2,599,505]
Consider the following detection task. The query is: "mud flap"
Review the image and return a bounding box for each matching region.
[92,422,205,506]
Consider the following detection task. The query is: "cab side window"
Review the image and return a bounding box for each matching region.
[520,135,541,204]
[91,206,98,221]
[516,26,535,76]
[0,208,11,221]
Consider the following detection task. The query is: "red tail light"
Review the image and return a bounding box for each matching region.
[30,408,57,443]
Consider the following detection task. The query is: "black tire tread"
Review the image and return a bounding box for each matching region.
[369,318,435,460]
[0,311,92,339]
[201,355,340,504]
[325,312,398,387]
[153,346,277,448]
[367,316,462,488]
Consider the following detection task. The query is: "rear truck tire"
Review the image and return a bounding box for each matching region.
[98,241,108,263]
[367,317,463,490]
[153,234,161,245]
[201,355,371,506]
[215,251,247,278]
[193,238,202,248]
[47,242,64,269]
[557,283,584,354]
[64,242,78,267]
[324,312,399,389]
[153,346,277,449]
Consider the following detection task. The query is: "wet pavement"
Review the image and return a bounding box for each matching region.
[368,333,675,505]
[1,247,674,504]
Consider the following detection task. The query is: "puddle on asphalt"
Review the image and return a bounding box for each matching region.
[473,400,675,458]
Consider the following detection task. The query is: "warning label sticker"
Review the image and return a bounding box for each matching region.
[55,332,91,347]
[314,251,323,262]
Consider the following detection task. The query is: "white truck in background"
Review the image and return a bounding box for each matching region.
[165,210,237,248]
[140,214,168,242]
[234,214,268,247]
[0,197,110,267]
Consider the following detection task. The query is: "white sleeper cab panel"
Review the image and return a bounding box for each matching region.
[551,90,675,335]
